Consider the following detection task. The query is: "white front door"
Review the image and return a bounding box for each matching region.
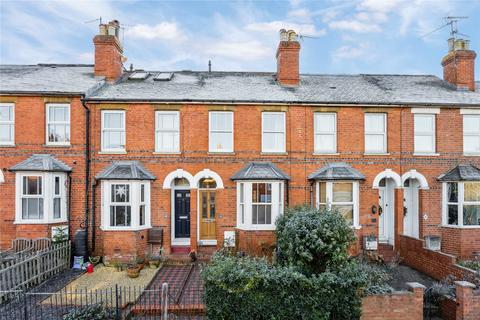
[378,179,395,245]
[403,179,419,238]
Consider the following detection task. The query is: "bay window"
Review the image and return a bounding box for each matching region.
[0,103,14,145]
[101,180,151,230]
[15,172,67,223]
[443,182,480,227]
[236,181,284,230]
[315,181,359,227]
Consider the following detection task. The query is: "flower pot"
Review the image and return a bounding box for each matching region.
[127,266,140,278]
[149,260,160,268]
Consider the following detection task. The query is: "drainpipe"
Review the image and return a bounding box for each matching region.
[67,172,72,242]
[81,98,91,256]
[91,179,97,253]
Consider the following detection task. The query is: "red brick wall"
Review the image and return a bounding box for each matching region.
[93,35,123,81]
[276,41,300,86]
[235,229,276,257]
[101,230,148,263]
[455,281,480,320]
[442,227,480,259]
[0,96,87,250]
[361,283,424,320]
[442,50,477,91]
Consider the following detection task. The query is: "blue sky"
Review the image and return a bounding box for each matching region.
[1,0,479,78]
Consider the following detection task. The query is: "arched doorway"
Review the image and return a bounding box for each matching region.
[402,170,429,239]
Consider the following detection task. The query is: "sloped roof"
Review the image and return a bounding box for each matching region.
[96,161,156,180]
[87,71,480,106]
[231,162,290,181]
[437,164,480,181]
[0,64,103,95]
[10,154,72,172]
[308,162,365,180]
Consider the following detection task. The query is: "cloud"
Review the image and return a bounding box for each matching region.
[126,22,186,42]
[245,21,326,37]
[329,19,381,33]
[332,43,372,61]
[205,40,272,60]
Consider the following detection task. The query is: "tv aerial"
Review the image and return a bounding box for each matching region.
[421,16,469,40]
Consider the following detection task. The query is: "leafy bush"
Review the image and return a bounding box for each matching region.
[458,258,480,272]
[276,206,356,274]
[202,252,366,320]
[62,303,115,320]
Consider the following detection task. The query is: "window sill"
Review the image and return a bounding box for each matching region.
[100,225,152,231]
[43,144,71,148]
[153,152,181,155]
[463,153,480,157]
[207,152,235,155]
[98,151,127,155]
[235,225,276,231]
[260,152,288,156]
[363,153,390,156]
[441,225,480,229]
[413,153,440,156]
[14,219,68,225]
[0,144,15,148]
[313,152,339,156]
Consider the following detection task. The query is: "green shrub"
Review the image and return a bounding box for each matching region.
[62,303,115,320]
[276,206,356,274]
[458,258,480,272]
[202,252,371,320]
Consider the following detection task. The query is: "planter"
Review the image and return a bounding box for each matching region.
[149,260,160,268]
[127,265,140,278]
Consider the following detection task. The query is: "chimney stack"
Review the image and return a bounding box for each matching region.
[93,20,125,82]
[441,38,476,91]
[276,29,300,86]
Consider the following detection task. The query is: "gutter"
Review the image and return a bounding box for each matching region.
[81,98,91,256]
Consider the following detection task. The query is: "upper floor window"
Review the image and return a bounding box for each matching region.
[46,104,70,145]
[262,112,285,153]
[314,113,336,154]
[15,173,67,223]
[414,114,436,154]
[316,181,359,227]
[209,111,233,153]
[443,182,480,227]
[0,103,14,145]
[101,110,125,152]
[463,115,480,155]
[236,181,284,230]
[155,111,179,153]
[364,113,387,154]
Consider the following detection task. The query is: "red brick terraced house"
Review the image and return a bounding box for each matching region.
[1,21,480,264]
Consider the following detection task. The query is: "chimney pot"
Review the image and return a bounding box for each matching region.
[276,29,300,86]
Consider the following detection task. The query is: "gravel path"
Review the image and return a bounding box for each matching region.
[388,264,435,291]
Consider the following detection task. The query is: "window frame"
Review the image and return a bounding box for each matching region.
[236,180,284,231]
[314,112,337,154]
[101,180,151,231]
[46,103,71,146]
[15,172,67,224]
[413,113,436,154]
[364,113,387,154]
[155,110,180,153]
[262,112,286,153]
[442,181,480,228]
[101,110,126,153]
[209,111,234,153]
[463,114,480,156]
[315,181,360,228]
[0,103,15,146]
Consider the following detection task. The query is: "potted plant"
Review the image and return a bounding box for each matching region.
[111,260,123,272]
[89,256,101,266]
[136,257,146,270]
[126,262,140,278]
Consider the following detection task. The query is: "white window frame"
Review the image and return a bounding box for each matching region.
[262,112,286,153]
[315,181,360,228]
[442,182,480,228]
[209,111,234,153]
[46,103,70,146]
[101,180,151,231]
[314,112,337,154]
[155,111,180,153]
[0,103,15,146]
[101,110,126,153]
[462,114,480,156]
[14,172,67,224]
[236,180,284,231]
[364,113,387,154]
[414,114,436,154]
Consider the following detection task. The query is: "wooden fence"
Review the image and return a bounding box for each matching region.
[0,241,71,300]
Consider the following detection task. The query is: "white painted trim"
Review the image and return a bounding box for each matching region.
[0,103,15,145]
[162,169,195,189]
[262,112,286,153]
[460,109,480,115]
[411,108,440,114]
[155,110,180,153]
[442,181,480,227]
[372,169,402,189]
[101,110,126,153]
[209,111,234,153]
[401,170,429,189]
[45,103,71,146]
[193,169,224,189]
[0,170,4,183]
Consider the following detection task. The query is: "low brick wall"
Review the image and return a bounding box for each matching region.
[398,235,476,281]
[235,229,275,257]
[441,227,480,259]
[361,282,425,320]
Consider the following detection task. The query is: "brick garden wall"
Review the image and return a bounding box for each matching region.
[440,281,480,320]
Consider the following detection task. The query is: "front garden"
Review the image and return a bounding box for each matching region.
[201,206,395,320]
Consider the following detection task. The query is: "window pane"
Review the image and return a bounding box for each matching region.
[447,183,458,202]
[111,205,131,226]
[105,113,123,129]
[0,106,12,121]
[464,116,480,133]
[252,205,258,224]
[141,184,145,202]
[104,131,124,149]
[257,205,266,224]
[448,204,458,225]
[48,124,69,143]
[464,135,480,153]
[263,132,284,152]
[25,176,42,195]
[463,205,480,226]
[365,114,385,133]
[414,115,434,132]
[464,182,480,202]
[54,176,60,195]
[211,112,232,131]
[159,113,178,130]
[315,113,335,133]
[319,182,326,204]
[332,183,353,202]
[0,124,12,142]
[263,113,284,131]
[332,205,353,224]
[22,198,43,219]
[50,106,68,122]
[210,132,232,151]
[414,135,434,153]
[139,205,145,225]
[158,131,179,151]
[112,184,129,203]
[365,134,385,152]
[315,134,335,152]
[53,198,61,219]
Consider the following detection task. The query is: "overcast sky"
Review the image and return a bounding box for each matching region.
[1,0,479,78]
